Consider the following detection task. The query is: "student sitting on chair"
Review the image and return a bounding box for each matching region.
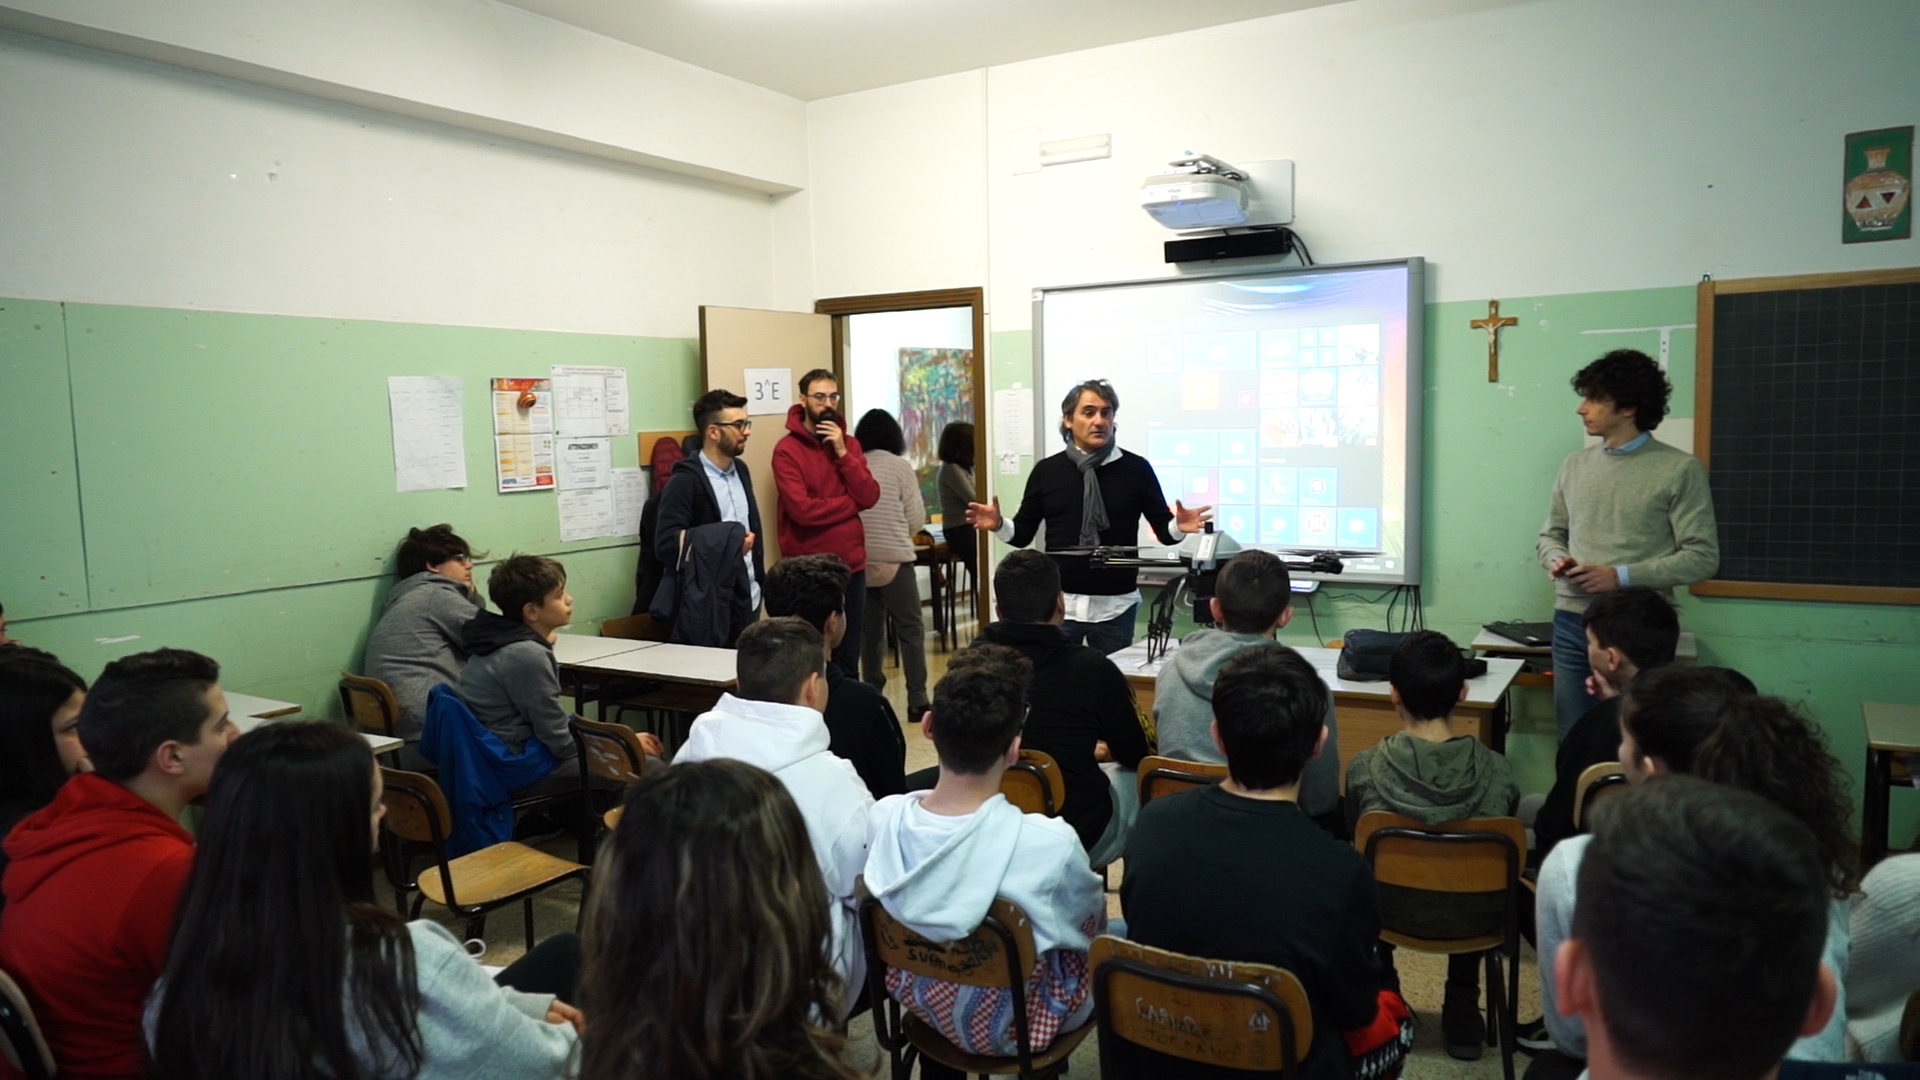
[1152,549,1343,835]
[1531,586,1678,862]
[864,644,1104,1076]
[362,524,485,759]
[1343,629,1518,1061]
[0,649,237,1080]
[453,554,661,799]
[763,553,907,799]
[963,549,1148,867]
[1123,643,1398,1080]
[581,759,867,1080]
[0,648,89,911]
[146,721,580,1080]
[673,617,874,1019]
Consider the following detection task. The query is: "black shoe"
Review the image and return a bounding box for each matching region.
[1515,1016,1554,1054]
[1443,985,1487,1061]
[908,705,929,724]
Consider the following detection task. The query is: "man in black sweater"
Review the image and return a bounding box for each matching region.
[653,389,764,645]
[1531,587,1678,863]
[965,379,1210,655]
[967,549,1149,867]
[1123,642,1389,1080]
[763,553,907,799]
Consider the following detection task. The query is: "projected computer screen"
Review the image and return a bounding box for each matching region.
[1035,258,1423,585]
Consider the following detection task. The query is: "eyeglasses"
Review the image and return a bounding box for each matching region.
[712,419,753,433]
[806,392,842,404]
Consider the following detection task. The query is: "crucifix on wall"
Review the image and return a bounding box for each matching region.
[1471,300,1518,382]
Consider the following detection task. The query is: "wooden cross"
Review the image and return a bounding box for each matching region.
[1470,299,1519,382]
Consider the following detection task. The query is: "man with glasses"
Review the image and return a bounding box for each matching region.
[655,388,765,644]
[772,369,880,672]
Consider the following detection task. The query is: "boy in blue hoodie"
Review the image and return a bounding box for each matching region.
[864,644,1105,1077]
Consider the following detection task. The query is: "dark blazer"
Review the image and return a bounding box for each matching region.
[655,453,767,587]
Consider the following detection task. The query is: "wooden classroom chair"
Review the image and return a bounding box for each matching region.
[338,673,405,764]
[1572,762,1628,831]
[1089,934,1312,1079]
[858,880,1094,1079]
[567,715,649,863]
[1135,755,1229,807]
[1000,748,1066,817]
[1354,811,1528,1080]
[0,967,54,1080]
[378,767,590,949]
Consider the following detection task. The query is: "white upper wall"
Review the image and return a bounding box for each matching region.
[803,0,1919,329]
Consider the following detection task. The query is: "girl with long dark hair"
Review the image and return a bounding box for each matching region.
[936,421,977,578]
[581,759,865,1080]
[0,648,87,902]
[148,721,579,1080]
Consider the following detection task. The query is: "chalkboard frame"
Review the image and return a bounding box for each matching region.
[1691,267,1920,605]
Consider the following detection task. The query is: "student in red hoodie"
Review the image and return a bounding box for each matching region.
[771,368,880,674]
[0,648,237,1080]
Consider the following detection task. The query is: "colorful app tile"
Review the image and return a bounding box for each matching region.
[1259,507,1298,546]
[1336,507,1380,548]
[1260,409,1300,448]
[1180,469,1219,508]
[1261,369,1299,409]
[1298,368,1338,406]
[1259,329,1298,367]
[1218,467,1256,505]
[1182,371,1221,411]
[1298,467,1339,507]
[1297,508,1338,546]
[1219,429,1256,465]
[1261,467,1298,504]
[1217,508,1254,541]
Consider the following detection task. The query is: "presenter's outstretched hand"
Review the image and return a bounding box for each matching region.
[1173,501,1214,534]
[967,496,1002,532]
[1566,563,1620,594]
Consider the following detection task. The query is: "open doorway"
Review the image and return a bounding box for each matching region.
[816,288,988,694]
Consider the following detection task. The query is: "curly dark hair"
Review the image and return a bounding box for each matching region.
[929,644,1032,775]
[1571,349,1671,430]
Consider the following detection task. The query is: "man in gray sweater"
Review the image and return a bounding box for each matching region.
[1152,549,1343,833]
[1536,350,1718,740]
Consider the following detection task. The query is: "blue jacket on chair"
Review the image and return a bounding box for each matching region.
[421,684,558,857]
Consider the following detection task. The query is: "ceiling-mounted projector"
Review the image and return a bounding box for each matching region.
[1140,152,1249,230]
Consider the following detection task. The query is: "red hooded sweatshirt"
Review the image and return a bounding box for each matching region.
[0,773,194,1080]
[770,403,881,572]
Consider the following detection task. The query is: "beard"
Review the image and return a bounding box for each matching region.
[811,407,843,430]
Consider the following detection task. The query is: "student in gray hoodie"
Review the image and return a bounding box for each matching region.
[363,525,484,749]
[1344,629,1517,1061]
[1152,550,1342,829]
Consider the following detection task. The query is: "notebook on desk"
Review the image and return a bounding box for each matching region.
[1482,620,1556,648]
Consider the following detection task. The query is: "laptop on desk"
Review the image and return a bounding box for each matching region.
[1483,620,1556,648]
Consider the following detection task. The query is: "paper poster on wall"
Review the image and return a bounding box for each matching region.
[993,387,1035,457]
[386,376,467,492]
[557,487,616,542]
[494,434,554,492]
[491,377,552,435]
[555,437,613,490]
[742,367,792,416]
[611,467,645,539]
[550,364,630,436]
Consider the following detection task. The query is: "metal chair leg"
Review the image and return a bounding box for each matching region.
[524,898,537,950]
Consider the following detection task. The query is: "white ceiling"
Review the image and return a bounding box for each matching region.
[498,0,1351,101]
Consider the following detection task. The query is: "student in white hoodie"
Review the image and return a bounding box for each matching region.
[674,616,874,1019]
[864,644,1105,1076]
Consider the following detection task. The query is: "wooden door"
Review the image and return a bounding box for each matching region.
[698,306,833,566]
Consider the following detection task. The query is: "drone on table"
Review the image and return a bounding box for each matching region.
[1051,528,1350,662]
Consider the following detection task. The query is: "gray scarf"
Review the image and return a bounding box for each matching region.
[1063,441,1114,547]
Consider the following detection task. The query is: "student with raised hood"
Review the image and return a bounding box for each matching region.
[865,644,1104,1076]
[0,648,237,1080]
[147,721,580,1080]
[583,759,867,1080]
[362,524,485,762]
[673,616,875,1018]
[0,648,88,911]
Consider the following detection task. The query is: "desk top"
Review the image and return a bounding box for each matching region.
[551,633,659,667]
[1863,702,1920,752]
[567,642,738,686]
[1113,640,1523,707]
[1470,627,1698,661]
[226,692,301,721]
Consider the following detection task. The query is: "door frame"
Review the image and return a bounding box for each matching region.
[814,287,989,629]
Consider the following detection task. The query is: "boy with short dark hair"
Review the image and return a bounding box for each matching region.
[1124,643,1391,1080]
[1344,628,1518,1060]
[675,616,875,1017]
[0,648,237,1080]
[864,645,1104,1073]
[763,553,906,798]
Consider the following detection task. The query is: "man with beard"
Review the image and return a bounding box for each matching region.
[655,388,765,644]
[772,369,880,673]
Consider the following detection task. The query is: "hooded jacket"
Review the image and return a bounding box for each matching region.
[971,621,1150,854]
[1152,629,1342,817]
[1343,730,1519,828]
[363,570,485,737]
[454,611,574,762]
[770,404,880,572]
[674,693,874,1017]
[865,791,1104,1055]
[0,773,195,1080]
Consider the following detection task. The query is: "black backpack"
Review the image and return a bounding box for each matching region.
[1335,629,1487,682]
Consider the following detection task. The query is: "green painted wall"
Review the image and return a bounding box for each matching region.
[3,299,700,718]
[991,283,1919,845]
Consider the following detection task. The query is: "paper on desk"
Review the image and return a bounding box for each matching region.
[556,437,613,490]
[387,376,467,492]
[491,378,553,436]
[993,387,1035,457]
[558,486,616,542]
[550,364,630,436]
[495,433,555,492]
[612,467,645,539]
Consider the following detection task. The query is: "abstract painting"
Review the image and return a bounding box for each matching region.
[898,347,974,508]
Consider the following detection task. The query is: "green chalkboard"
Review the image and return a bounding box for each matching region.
[0,300,89,618]
[61,304,698,609]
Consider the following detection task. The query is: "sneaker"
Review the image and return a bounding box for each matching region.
[1442,985,1486,1061]
[1515,1016,1555,1054]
